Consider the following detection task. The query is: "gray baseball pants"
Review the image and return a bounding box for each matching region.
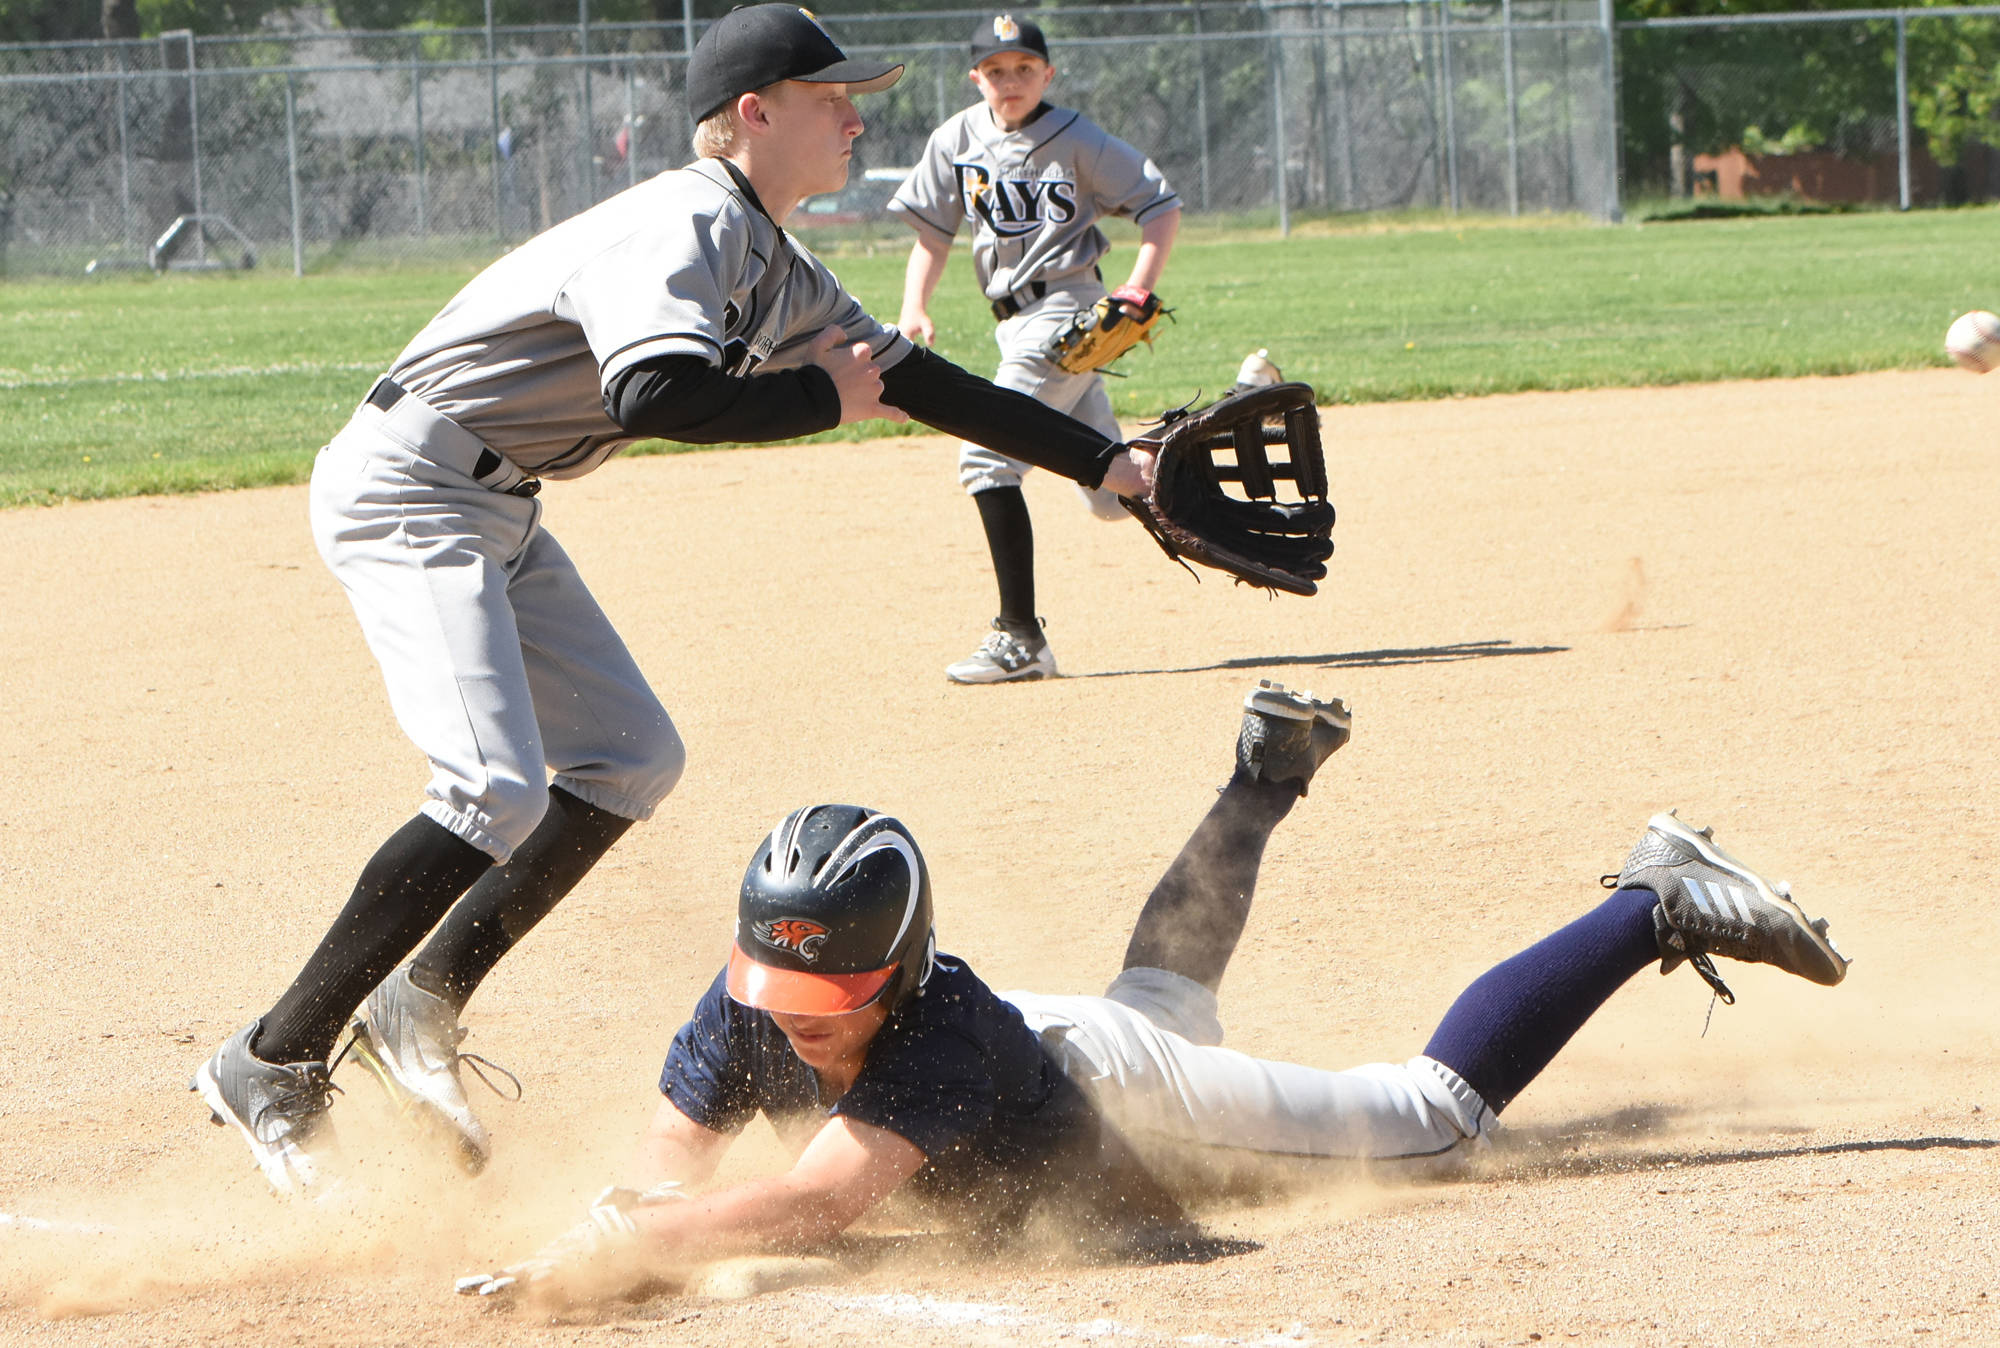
[309,395,684,864]
[1006,967,1493,1165]
[959,280,1128,520]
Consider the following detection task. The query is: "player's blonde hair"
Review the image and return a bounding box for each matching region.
[691,79,790,158]
[692,107,739,158]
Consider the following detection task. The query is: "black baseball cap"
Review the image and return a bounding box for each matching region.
[970,13,1049,64]
[688,5,904,123]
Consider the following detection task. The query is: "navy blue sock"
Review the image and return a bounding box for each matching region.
[1422,886,1661,1114]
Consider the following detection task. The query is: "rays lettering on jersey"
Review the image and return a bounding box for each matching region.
[955,163,1077,237]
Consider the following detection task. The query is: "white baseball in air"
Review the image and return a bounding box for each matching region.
[1945,310,2000,374]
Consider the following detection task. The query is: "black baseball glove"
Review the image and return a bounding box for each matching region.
[1121,382,1334,596]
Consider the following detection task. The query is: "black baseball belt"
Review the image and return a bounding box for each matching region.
[990,281,1048,322]
[990,266,1104,323]
[365,378,541,498]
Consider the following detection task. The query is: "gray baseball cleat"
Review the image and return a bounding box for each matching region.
[348,965,518,1175]
[947,620,1058,684]
[191,1020,344,1198]
[1616,811,1850,1003]
[1236,680,1352,795]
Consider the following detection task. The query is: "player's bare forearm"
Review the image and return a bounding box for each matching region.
[629,1173,858,1257]
[637,1097,731,1188]
[632,1117,921,1259]
[899,235,952,346]
[1123,207,1182,297]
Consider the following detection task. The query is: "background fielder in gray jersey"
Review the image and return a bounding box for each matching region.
[891,14,1182,685]
[192,3,1163,1201]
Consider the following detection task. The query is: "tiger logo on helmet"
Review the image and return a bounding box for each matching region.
[754,917,830,963]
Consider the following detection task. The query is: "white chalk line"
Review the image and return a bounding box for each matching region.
[0,1211,117,1236]
[812,1292,1312,1345]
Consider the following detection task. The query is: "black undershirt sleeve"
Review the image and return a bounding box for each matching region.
[878,346,1124,490]
[604,353,843,444]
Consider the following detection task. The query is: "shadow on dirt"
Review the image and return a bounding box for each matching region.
[1082,638,1570,679]
[1475,1103,2000,1182]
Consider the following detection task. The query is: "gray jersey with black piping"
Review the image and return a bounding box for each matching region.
[888,103,1179,301]
[388,157,910,480]
[891,105,1175,497]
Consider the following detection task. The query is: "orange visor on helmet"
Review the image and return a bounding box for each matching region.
[725,942,897,1015]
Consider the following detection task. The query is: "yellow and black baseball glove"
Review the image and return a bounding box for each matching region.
[1121,382,1334,597]
[1046,287,1170,375]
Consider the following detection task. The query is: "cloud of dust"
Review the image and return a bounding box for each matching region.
[0,1088,661,1322]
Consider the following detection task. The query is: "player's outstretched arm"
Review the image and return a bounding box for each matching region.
[636,1096,733,1189]
[630,1116,923,1256]
[878,345,1153,492]
[459,1115,923,1306]
[808,324,909,426]
[606,356,852,444]
[898,235,952,347]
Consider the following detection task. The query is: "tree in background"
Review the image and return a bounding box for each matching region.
[137,0,285,32]
[1,0,98,40]
[1904,0,2000,178]
[1619,0,2000,199]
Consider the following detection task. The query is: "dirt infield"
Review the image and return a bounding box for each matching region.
[1,369,1995,1346]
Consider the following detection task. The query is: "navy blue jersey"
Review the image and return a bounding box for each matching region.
[660,955,1108,1214]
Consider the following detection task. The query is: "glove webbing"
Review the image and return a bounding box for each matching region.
[1177,411,1325,501]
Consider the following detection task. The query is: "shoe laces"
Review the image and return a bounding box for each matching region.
[1686,952,1736,1006]
[430,1021,523,1102]
[410,1001,525,1103]
[456,1044,524,1103]
[979,628,1041,666]
[1601,872,1737,1007]
[255,1041,350,1133]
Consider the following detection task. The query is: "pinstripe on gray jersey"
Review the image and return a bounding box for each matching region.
[385,157,909,479]
[888,104,1179,301]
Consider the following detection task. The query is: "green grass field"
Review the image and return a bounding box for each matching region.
[3,207,1990,508]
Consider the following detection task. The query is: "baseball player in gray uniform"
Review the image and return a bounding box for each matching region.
[453,684,1850,1303]
[891,14,1182,684]
[191,4,1164,1200]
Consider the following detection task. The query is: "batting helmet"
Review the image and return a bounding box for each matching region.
[726,804,936,1016]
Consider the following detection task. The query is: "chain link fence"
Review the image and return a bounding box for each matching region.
[4,2,1998,277]
[0,1,1618,275]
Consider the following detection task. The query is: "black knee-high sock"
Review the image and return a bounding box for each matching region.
[1120,772,1301,990]
[410,785,634,1011]
[1421,886,1662,1114]
[973,485,1037,634]
[256,815,493,1065]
